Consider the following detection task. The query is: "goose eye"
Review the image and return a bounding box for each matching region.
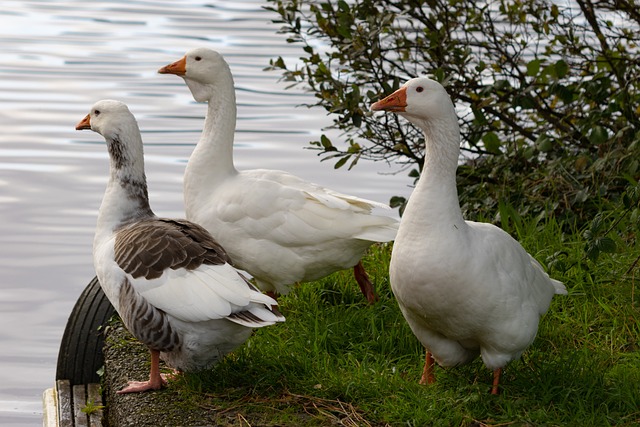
[94,110,101,116]
[416,86,424,93]
[194,56,202,61]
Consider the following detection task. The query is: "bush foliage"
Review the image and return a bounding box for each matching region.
[266,0,640,227]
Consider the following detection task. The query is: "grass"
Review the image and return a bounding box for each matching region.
[158,213,639,426]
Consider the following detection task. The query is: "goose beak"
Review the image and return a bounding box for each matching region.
[158,56,187,76]
[75,114,91,130]
[370,87,407,113]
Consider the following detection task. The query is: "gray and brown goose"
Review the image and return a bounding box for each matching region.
[76,100,284,394]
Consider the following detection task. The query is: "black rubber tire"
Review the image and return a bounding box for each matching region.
[56,276,116,385]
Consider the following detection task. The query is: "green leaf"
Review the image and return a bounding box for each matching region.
[514,94,536,109]
[270,56,287,70]
[392,143,410,155]
[337,0,350,13]
[319,134,334,150]
[316,62,330,77]
[535,134,553,152]
[550,83,576,103]
[482,132,502,154]
[584,241,600,261]
[389,196,405,208]
[334,155,350,169]
[554,59,569,78]
[390,196,407,216]
[348,153,360,170]
[493,80,511,91]
[574,188,589,204]
[352,113,362,127]
[337,23,351,39]
[588,126,609,145]
[526,59,541,76]
[347,142,361,154]
[472,106,488,125]
[595,236,616,254]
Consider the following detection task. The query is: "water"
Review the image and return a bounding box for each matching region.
[0,1,410,424]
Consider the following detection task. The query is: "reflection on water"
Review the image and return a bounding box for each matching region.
[0,1,410,424]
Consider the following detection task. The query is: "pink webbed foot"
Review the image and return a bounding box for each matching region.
[116,377,167,394]
[116,348,173,394]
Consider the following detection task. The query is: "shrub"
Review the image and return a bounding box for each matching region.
[267,0,640,225]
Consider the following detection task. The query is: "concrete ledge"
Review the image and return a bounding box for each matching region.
[102,322,231,427]
[49,318,286,426]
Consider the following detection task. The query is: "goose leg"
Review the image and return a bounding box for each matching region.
[491,368,502,395]
[353,261,378,304]
[117,349,167,394]
[419,350,436,385]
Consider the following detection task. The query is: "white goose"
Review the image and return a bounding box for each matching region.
[157,48,398,302]
[371,78,567,394]
[76,100,284,394]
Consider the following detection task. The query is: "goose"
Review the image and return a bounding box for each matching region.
[76,100,284,394]
[157,48,398,303]
[371,78,567,394]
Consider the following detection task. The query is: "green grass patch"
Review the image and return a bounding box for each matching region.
[163,215,639,426]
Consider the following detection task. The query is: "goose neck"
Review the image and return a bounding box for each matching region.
[188,82,238,177]
[404,116,466,229]
[99,133,153,229]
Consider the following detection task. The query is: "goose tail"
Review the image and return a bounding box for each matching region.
[551,278,567,295]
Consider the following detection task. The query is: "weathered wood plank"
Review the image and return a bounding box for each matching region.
[72,385,88,427]
[42,387,58,427]
[86,383,104,427]
[55,380,73,427]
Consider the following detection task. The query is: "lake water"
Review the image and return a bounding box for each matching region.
[0,1,410,424]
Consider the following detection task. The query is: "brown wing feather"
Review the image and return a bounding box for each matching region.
[114,218,231,280]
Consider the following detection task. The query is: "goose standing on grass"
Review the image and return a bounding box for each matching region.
[157,48,398,303]
[76,100,284,394]
[371,78,567,394]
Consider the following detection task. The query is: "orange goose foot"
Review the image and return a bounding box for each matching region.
[491,367,502,395]
[419,351,436,385]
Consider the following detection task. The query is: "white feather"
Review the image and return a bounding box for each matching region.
[162,48,399,296]
[373,78,566,385]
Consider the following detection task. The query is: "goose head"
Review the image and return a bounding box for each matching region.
[158,48,232,103]
[371,77,456,128]
[76,100,144,173]
[76,100,137,140]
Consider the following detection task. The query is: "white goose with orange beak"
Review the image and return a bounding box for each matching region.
[158,48,398,303]
[371,78,566,394]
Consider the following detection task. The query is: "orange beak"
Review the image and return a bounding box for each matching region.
[370,87,407,112]
[158,56,187,76]
[75,114,91,130]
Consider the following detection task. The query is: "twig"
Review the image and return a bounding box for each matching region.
[237,413,252,427]
[627,256,638,308]
[625,252,640,275]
